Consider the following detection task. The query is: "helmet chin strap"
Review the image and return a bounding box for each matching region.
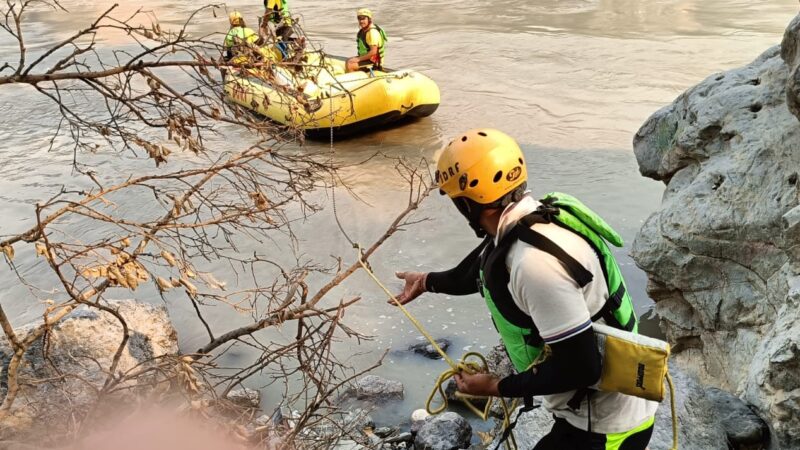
[467,215,487,238]
[457,183,528,238]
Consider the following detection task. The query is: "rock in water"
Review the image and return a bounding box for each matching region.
[409,338,451,359]
[411,408,431,434]
[632,13,800,448]
[340,374,404,401]
[226,388,261,409]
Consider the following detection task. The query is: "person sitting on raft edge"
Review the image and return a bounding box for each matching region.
[346,8,387,73]
[393,129,659,450]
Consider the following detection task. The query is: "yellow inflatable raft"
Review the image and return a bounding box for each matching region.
[223,52,439,138]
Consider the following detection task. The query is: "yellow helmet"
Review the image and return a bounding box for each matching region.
[356,8,373,19]
[436,129,527,236]
[229,11,244,26]
[436,129,527,205]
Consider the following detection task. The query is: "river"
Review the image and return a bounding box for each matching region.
[0,0,797,433]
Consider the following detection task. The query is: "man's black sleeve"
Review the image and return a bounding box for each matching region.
[497,327,602,397]
[424,238,490,296]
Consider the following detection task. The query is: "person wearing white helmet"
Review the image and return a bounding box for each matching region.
[395,129,657,449]
[346,8,387,72]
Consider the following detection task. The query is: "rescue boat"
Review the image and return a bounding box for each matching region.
[223,51,440,138]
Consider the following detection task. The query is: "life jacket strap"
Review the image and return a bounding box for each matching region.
[517,211,635,331]
[590,284,636,331]
[523,332,544,348]
[491,396,539,450]
[567,387,595,410]
[514,220,594,288]
[565,388,596,437]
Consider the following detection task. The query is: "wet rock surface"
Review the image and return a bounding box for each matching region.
[339,374,405,402]
[409,338,451,359]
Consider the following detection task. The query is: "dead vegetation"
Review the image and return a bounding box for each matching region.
[0,1,432,446]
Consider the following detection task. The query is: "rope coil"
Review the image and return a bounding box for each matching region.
[355,246,519,450]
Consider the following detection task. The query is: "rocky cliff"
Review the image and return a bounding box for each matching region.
[631,15,800,449]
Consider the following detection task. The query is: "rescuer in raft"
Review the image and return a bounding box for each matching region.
[346,8,387,73]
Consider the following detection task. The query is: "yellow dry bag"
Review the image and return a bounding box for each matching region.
[592,323,671,401]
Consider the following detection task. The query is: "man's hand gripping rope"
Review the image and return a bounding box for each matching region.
[355,245,519,450]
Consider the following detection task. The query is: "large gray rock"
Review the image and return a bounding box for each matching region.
[488,405,553,450]
[226,388,261,409]
[296,408,376,448]
[650,367,726,450]
[706,387,769,449]
[0,299,178,440]
[484,342,517,379]
[631,13,800,448]
[780,14,800,121]
[414,411,471,450]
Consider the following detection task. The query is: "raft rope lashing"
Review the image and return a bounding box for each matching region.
[355,245,520,450]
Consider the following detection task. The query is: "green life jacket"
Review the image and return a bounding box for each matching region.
[356,24,387,65]
[479,192,638,373]
[224,26,258,49]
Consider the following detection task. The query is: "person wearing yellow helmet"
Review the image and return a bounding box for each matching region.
[394,129,657,450]
[223,11,262,64]
[259,0,300,61]
[346,8,387,73]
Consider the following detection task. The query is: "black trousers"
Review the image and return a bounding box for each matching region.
[533,416,654,450]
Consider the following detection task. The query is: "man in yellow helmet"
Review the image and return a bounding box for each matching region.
[394,130,657,449]
[223,11,261,65]
[346,8,387,73]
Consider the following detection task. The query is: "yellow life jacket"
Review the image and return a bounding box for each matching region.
[224,26,259,64]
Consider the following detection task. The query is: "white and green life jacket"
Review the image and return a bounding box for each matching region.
[479,192,638,373]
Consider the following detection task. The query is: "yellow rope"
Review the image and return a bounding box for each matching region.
[666,371,678,450]
[356,247,679,450]
[355,247,519,450]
